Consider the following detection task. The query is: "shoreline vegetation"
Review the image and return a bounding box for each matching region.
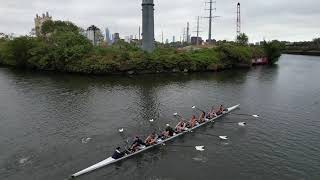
[0,21,282,75]
[283,38,320,56]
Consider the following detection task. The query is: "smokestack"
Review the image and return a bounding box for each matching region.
[141,0,155,53]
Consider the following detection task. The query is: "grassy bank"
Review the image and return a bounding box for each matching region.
[0,21,280,75]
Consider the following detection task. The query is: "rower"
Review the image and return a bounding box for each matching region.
[198,111,206,123]
[208,106,217,119]
[162,124,175,138]
[189,115,198,128]
[145,132,158,146]
[130,136,146,152]
[112,147,126,159]
[175,119,187,133]
[217,105,225,115]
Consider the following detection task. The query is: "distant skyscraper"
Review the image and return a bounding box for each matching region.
[113,33,120,43]
[172,36,175,43]
[142,0,155,52]
[166,39,169,44]
[105,28,111,44]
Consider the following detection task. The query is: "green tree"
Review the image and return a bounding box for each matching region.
[262,40,283,65]
[313,38,320,49]
[41,20,79,35]
[0,36,38,67]
[236,33,249,45]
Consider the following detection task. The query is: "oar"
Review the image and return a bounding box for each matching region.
[161,143,206,151]
[118,117,157,133]
[232,113,259,118]
[215,121,247,126]
[192,106,206,113]
[196,132,229,140]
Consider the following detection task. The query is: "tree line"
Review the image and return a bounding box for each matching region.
[0,20,282,74]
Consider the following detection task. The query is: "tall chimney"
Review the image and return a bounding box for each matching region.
[141,0,155,53]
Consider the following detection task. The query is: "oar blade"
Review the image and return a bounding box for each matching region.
[195,146,205,151]
[219,136,228,140]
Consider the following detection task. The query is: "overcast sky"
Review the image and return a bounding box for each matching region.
[0,0,319,42]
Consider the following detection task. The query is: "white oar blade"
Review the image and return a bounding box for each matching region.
[238,122,247,126]
[252,115,259,118]
[118,128,124,133]
[219,136,228,140]
[149,119,154,122]
[192,106,196,109]
[195,146,205,151]
[173,113,178,116]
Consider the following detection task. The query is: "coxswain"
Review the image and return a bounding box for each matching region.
[112,147,125,159]
[145,132,158,146]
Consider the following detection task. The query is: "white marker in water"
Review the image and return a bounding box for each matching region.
[238,122,247,126]
[195,146,205,151]
[219,136,228,140]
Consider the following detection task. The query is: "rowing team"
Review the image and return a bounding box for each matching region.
[112,105,226,159]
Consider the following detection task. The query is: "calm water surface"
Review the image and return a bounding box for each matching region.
[0,54,319,180]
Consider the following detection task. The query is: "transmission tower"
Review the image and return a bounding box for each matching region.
[204,0,220,44]
[237,2,241,36]
[193,16,203,46]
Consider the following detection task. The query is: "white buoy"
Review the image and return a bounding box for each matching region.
[219,136,228,140]
[81,137,92,144]
[195,146,205,151]
[238,122,247,126]
[118,128,124,133]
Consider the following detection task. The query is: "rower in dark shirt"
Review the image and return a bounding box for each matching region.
[162,124,175,138]
[130,136,146,152]
[112,147,125,159]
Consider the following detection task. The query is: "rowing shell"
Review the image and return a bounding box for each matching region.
[71,104,240,178]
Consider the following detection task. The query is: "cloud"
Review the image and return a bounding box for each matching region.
[0,0,319,42]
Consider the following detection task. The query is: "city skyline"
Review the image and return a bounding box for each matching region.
[0,0,319,42]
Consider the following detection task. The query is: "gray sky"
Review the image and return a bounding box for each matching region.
[0,0,319,42]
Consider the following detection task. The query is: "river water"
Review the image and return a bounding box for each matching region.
[0,54,319,180]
